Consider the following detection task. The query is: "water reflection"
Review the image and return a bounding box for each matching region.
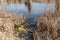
[25,0,32,13]
[2,3,55,17]
[1,3,55,30]
[25,3,32,13]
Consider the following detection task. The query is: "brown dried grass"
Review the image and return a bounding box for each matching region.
[0,11,25,40]
[34,11,60,40]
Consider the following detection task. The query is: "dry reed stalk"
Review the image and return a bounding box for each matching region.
[34,11,60,40]
[0,11,25,40]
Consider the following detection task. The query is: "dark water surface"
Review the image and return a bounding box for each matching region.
[2,3,55,31]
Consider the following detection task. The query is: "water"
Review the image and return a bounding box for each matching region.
[2,3,55,15]
[2,3,55,31]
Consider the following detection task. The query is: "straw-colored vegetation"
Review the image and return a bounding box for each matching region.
[0,0,56,4]
[0,11,25,40]
[0,0,60,40]
[34,11,60,40]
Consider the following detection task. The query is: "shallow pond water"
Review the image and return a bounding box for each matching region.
[2,3,55,16]
[2,3,55,31]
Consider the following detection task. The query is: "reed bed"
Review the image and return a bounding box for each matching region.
[34,11,60,40]
[0,11,25,40]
